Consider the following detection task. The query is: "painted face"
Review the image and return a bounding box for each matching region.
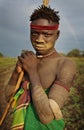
[30,19,60,55]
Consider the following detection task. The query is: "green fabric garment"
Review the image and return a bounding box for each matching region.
[11,106,26,129]
[11,88,27,130]
[24,88,65,130]
[11,85,65,130]
[24,103,65,130]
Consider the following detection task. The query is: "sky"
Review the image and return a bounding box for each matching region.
[0,0,84,57]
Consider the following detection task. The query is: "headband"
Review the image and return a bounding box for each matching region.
[30,23,59,30]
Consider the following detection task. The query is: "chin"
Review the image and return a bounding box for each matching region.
[36,50,46,55]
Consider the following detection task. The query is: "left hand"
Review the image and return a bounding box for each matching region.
[18,51,38,74]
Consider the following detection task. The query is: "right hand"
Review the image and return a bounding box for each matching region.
[18,51,38,74]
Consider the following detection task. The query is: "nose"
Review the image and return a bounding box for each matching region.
[36,34,45,43]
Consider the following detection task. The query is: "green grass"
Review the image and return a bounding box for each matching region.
[63,57,84,130]
[71,57,84,67]
[0,57,17,69]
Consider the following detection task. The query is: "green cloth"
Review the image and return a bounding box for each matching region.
[11,85,65,130]
[11,106,26,129]
[24,103,65,130]
[24,88,65,130]
[11,88,27,130]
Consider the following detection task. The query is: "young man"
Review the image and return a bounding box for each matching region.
[5,5,76,130]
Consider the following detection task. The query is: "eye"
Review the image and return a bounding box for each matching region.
[31,31,38,37]
[44,33,52,37]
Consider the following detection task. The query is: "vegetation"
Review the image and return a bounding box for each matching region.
[0,57,17,69]
[0,52,4,57]
[67,49,84,57]
[62,57,84,130]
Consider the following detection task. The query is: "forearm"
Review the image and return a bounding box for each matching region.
[5,67,19,101]
[29,71,54,124]
[8,67,19,85]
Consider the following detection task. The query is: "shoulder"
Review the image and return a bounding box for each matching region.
[52,56,76,71]
[56,57,76,87]
[57,56,76,70]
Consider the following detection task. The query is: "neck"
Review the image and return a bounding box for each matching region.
[36,49,56,59]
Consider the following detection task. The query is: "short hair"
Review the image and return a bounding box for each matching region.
[30,5,60,24]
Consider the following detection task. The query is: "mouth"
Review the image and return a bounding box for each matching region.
[32,42,47,52]
[36,45,44,48]
[34,44,46,50]
[35,46,45,51]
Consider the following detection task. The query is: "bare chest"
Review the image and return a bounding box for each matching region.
[37,59,58,89]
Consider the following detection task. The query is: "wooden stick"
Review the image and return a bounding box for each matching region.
[0,70,24,126]
[43,0,49,7]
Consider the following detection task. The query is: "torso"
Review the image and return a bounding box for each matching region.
[37,53,66,89]
[24,51,74,90]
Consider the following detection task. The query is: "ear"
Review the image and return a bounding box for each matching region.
[57,30,60,39]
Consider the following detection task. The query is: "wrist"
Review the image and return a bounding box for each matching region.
[27,67,37,75]
[28,71,41,87]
